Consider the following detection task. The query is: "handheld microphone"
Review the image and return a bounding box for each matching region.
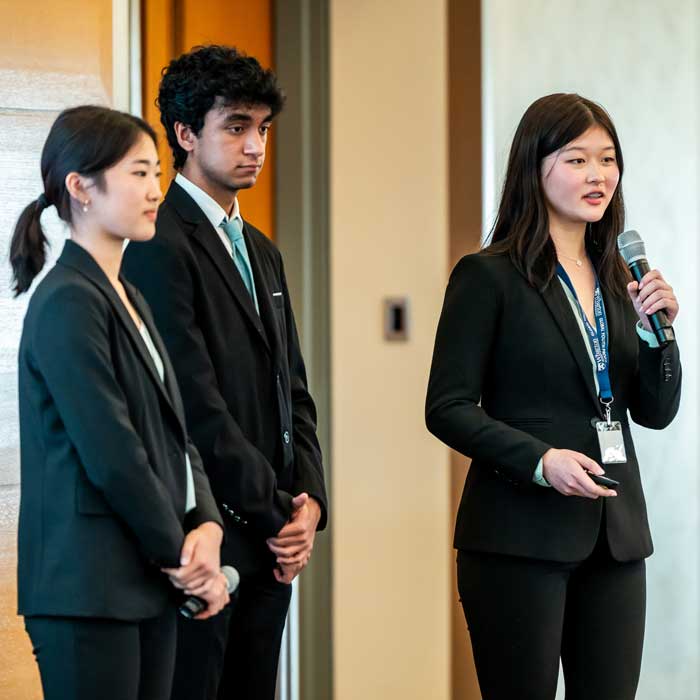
[179,565,240,619]
[617,230,675,347]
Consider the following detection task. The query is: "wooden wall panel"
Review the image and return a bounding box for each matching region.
[142,0,177,185]
[142,0,275,237]
[0,488,38,697]
[448,1,483,699]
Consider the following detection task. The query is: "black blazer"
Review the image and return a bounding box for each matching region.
[17,240,222,621]
[426,252,681,563]
[122,182,327,575]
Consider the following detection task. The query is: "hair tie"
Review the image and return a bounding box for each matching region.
[36,193,49,209]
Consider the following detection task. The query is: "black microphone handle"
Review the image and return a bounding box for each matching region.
[178,565,240,619]
[179,595,207,619]
[629,259,675,347]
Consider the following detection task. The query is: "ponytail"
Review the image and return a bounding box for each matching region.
[10,195,51,296]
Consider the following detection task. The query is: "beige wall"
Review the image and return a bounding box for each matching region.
[330,2,451,698]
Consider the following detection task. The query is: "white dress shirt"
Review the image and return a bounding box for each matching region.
[175,172,244,260]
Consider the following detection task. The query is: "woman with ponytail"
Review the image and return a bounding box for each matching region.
[12,105,229,700]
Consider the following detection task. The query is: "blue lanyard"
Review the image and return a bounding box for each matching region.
[556,263,613,405]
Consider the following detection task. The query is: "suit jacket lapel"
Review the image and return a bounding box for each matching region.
[125,281,188,435]
[243,222,282,358]
[165,183,271,354]
[58,241,184,429]
[540,278,603,417]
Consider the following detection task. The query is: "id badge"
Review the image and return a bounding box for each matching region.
[595,421,627,464]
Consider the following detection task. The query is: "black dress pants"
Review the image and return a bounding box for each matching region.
[457,528,646,700]
[25,605,176,700]
[170,567,292,700]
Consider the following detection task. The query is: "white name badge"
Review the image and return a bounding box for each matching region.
[595,421,627,464]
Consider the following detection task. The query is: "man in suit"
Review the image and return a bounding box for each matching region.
[122,45,328,700]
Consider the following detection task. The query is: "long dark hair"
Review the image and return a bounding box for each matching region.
[486,93,629,297]
[9,105,157,296]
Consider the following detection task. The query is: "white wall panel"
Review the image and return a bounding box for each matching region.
[483,2,699,697]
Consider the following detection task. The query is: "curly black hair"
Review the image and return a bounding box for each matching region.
[158,45,285,169]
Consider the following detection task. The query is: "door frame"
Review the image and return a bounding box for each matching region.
[274,2,332,699]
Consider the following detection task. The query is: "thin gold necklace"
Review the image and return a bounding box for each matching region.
[558,252,586,267]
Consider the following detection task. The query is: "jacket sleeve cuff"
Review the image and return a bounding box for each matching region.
[636,322,660,348]
[307,494,328,531]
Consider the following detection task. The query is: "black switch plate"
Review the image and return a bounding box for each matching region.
[383,297,409,341]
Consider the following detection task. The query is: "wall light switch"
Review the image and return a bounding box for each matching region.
[383,297,410,341]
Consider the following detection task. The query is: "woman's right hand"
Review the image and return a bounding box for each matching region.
[542,448,617,499]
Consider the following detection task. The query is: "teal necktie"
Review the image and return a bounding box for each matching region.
[221,217,259,313]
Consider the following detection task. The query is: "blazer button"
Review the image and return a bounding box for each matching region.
[283,430,291,444]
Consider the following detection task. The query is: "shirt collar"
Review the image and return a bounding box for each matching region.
[175,172,242,230]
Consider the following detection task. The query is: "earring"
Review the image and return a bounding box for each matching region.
[82,200,90,213]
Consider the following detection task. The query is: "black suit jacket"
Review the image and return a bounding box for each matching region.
[17,240,222,621]
[426,252,681,563]
[122,182,327,575]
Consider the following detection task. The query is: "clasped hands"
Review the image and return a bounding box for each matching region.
[267,492,321,584]
[162,521,229,620]
[160,492,320,617]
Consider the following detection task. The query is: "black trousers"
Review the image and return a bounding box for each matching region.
[25,606,176,700]
[457,527,646,700]
[171,568,292,700]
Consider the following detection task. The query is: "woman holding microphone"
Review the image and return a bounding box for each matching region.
[426,93,681,700]
[11,105,229,700]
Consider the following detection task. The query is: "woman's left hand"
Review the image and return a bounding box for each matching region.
[627,269,679,330]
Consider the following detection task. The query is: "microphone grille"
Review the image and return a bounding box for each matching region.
[221,565,240,594]
[617,229,646,264]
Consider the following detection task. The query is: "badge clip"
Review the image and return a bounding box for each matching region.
[600,397,613,426]
[596,398,626,464]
